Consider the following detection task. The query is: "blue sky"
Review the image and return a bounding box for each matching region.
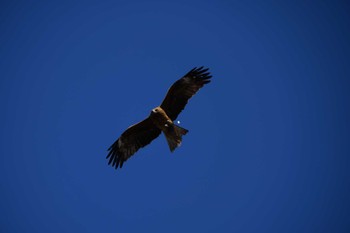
[1,1,350,232]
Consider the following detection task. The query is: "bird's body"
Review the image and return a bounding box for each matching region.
[150,106,189,152]
[150,107,171,132]
[106,66,212,169]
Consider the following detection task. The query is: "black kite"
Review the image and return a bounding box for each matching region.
[106,67,212,169]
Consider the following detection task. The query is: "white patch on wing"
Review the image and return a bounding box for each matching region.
[118,138,123,148]
[184,76,192,83]
[118,137,137,157]
[177,120,180,124]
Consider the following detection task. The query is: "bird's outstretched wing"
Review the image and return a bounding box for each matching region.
[106,118,161,169]
[160,67,212,120]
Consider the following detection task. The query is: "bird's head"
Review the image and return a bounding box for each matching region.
[151,107,158,114]
[151,107,163,116]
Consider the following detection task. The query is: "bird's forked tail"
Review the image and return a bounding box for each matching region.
[164,123,189,152]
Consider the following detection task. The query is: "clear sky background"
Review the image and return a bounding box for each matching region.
[1,1,350,232]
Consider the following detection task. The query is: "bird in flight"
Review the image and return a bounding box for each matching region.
[106,66,212,169]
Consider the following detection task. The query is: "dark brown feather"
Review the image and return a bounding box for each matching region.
[106,118,161,169]
[160,67,212,120]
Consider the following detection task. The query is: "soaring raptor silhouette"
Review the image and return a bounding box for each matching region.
[106,67,212,169]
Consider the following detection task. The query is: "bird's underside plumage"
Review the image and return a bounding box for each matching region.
[106,66,212,169]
